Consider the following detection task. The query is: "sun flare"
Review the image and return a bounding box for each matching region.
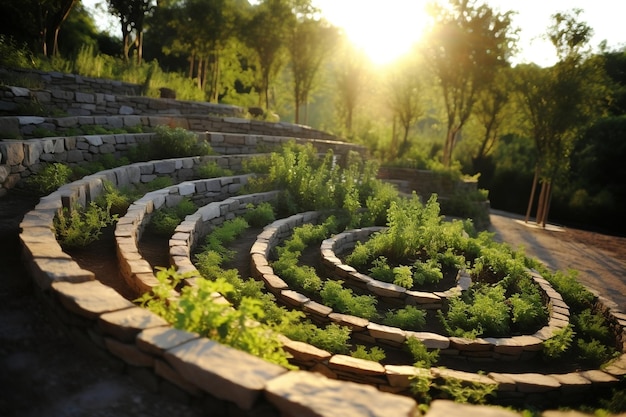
[313,0,430,65]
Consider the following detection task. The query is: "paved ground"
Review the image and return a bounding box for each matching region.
[1,194,625,416]
[489,209,626,311]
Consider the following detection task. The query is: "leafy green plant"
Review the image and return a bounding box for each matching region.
[128,125,212,162]
[412,259,443,286]
[320,280,378,320]
[440,284,511,338]
[393,265,414,288]
[382,306,426,331]
[406,336,439,368]
[544,269,595,311]
[573,309,611,343]
[137,268,293,368]
[369,256,395,283]
[149,197,197,236]
[202,217,249,261]
[543,325,575,360]
[284,322,351,354]
[196,161,234,178]
[435,375,497,405]
[26,163,73,195]
[576,338,616,366]
[54,201,118,248]
[244,202,276,228]
[351,345,386,362]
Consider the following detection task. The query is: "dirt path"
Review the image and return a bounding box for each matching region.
[489,209,626,311]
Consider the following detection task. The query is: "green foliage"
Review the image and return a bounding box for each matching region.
[195,161,234,178]
[129,125,212,162]
[54,201,118,248]
[351,345,386,362]
[393,265,414,289]
[0,34,35,69]
[576,338,616,366]
[369,256,395,283]
[283,322,351,354]
[202,217,249,261]
[320,280,378,320]
[26,163,72,195]
[406,336,439,368]
[242,142,397,219]
[137,268,292,368]
[149,198,197,236]
[382,306,426,331]
[94,181,133,215]
[600,388,626,413]
[435,376,498,405]
[412,259,444,286]
[546,269,595,311]
[543,325,575,360]
[572,309,611,343]
[243,202,276,227]
[441,284,511,338]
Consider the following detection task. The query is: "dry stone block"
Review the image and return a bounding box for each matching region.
[52,280,135,320]
[265,371,418,417]
[104,337,155,367]
[98,307,168,343]
[164,337,287,410]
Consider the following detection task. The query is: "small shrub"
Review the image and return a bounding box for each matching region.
[393,265,414,288]
[543,325,575,360]
[54,201,118,248]
[284,321,351,354]
[196,161,233,178]
[244,202,275,227]
[406,336,439,368]
[382,305,426,331]
[320,280,378,320]
[26,163,73,195]
[435,376,497,405]
[412,259,443,286]
[203,217,249,261]
[149,197,197,236]
[369,256,395,283]
[95,181,133,215]
[151,125,212,159]
[576,338,616,366]
[351,345,386,362]
[546,269,595,310]
[573,309,612,344]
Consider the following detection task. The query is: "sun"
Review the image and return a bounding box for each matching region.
[313,0,430,65]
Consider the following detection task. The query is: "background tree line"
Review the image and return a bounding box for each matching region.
[1,0,625,235]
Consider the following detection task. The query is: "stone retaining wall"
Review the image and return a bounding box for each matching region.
[0,85,244,118]
[1,67,143,96]
[0,130,365,196]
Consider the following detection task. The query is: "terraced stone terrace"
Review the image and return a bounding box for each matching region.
[3,69,626,417]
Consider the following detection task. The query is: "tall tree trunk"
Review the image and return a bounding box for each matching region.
[525,166,539,223]
[541,182,553,228]
[135,31,143,65]
[196,58,203,89]
[536,181,547,226]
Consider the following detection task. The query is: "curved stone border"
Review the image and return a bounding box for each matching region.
[248,211,626,405]
[18,163,421,416]
[114,174,254,296]
[320,228,574,359]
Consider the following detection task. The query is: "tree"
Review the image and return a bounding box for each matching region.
[288,17,336,124]
[243,0,295,110]
[386,55,424,158]
[334,43,368,136]
[422,0,516,167]
[471,66,512,166]
[515,9,608,227]
[107,0,154,63]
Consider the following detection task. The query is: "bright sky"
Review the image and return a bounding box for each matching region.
[83,0,626,67]
[312,0,626,66]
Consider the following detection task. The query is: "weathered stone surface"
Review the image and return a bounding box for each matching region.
[405,331,450,349]
[328,313,369,331]
[31,257,95,290]
[425,400,518,417]
[164,337,287,410]
[265,371,418,417]
[136,327,199,356]
[98,307,168,343]
[578,369,619,384]
[501,373,561,392]
[280,289,310,306]
[329,354,386,376]
[549,373,592,393]
[367,280,406,298]
[279,336,332,362]
[302,300,333,317]
[104,337,155,367]
[52,280,134,320]
[449,337,492,352]
[385,365,431,388]
[368,322,406,344]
